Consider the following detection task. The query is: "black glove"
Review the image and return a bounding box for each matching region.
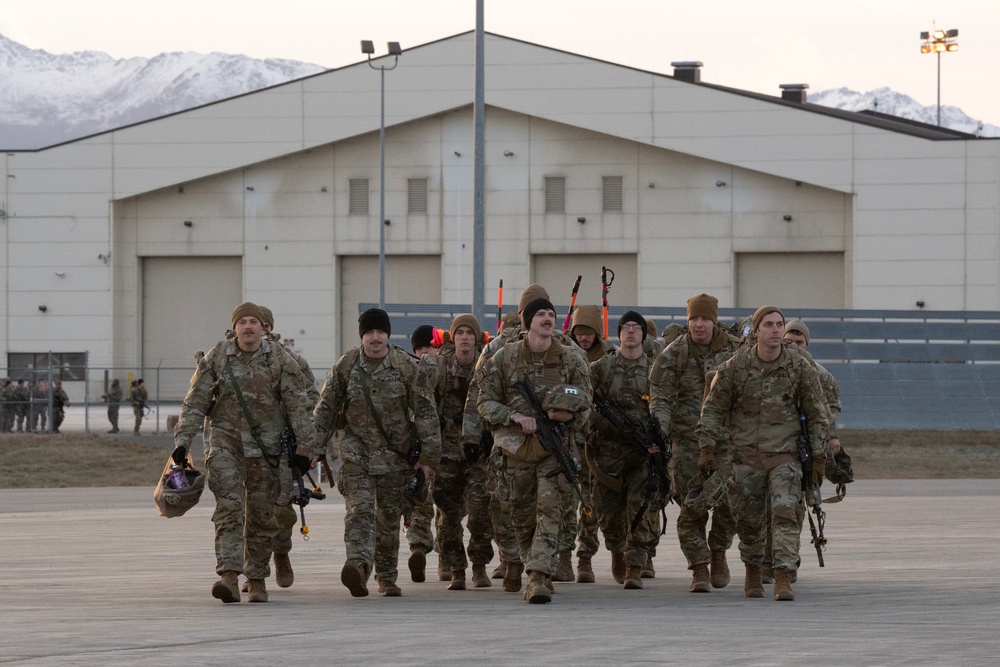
[464,440,480,463]
[292,454,313,474]
[171,445,188,466]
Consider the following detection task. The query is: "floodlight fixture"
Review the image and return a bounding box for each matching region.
[919,25,958,126]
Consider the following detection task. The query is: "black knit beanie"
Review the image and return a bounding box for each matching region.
[359,308,392,338]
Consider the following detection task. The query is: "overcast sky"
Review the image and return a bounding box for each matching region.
[2,0,997,123]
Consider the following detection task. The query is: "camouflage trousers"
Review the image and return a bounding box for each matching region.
[206,444,280,579]
[52,408,65,431]
[729,459,803,572]
[431,457,494,572]
[133,406,143,434]
[405,493,435,554]
[672,448,736,568]
[494,451,573,576]
[590,457,657,569]
[32,406,47,431]
[273,461,298,557]
[107,405,120,431]
[338,462,410,583]
[568,472,600,559]
[486,448,522,565]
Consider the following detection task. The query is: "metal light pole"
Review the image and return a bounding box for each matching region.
[919,27,958,127]
[362,40,401,309]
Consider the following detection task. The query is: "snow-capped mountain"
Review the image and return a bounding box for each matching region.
[1,33,997,149]
[0,34,325,149]
[809,86,1000,138]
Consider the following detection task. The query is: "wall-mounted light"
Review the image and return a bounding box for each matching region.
[577,217,586,224]
[246,186,255,191]
[716,180,727,187]
[38,305,47,313]
[98,253,110,264]
[55,271,66,278]
[454,151,462,157]
[916,300,926,308]
[321,186,328,192]
[648,182,655,189]
[783,215,793,222]
[503,150,514,157]
[178,186,185,193]
[183,220,193,227]
[384,219,391,226]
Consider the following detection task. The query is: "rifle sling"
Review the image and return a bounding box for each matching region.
[224,360,281,468]
[583,439,622,493]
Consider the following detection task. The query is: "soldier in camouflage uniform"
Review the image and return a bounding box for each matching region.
[1,379,12,432]
[463,284,550,585]
[697,305,829,601]
[587,311,660,589]
[257,306,321,591]
[172,302,318,604]
[756,317,843,584]
[649,293,740,593]
[104,379,123,434]
[51,380,70,433]
[405,324,440,583]
[313,308,441,598]
[419,314,494,590]
[30,379,49,432]
[14,380,29,432]
[643,317,664,360]
[130,379,148,435]
[562,304,616,583]
[478,297,592,604]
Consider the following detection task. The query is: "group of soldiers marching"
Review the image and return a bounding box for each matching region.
[174,289,848,605]
[0,378,69,433]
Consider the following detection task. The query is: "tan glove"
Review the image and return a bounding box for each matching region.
[812,456,826,488]
[697,449,716,477]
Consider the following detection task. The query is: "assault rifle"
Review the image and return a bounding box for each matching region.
[797,409,827,566]
[402,438,427,528]
[280,428,327,540]
[593,396,671,536]
[511,378,592,516]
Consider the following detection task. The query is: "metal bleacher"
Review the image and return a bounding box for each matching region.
[361,303,1000,430]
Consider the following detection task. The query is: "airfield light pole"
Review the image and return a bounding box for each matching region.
[361,40,402,309]
[919,27,958,127]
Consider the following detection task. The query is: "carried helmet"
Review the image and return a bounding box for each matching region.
[154,467,206,518]
[684,470,727,512]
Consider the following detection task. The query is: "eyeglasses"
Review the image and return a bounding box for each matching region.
[620,324,643,332]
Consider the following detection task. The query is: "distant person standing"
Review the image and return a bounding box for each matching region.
[31,379,49,432]
[104,379,123,433]
[130,379,148,435]
[14,380,29,432]
[51,380,70,433]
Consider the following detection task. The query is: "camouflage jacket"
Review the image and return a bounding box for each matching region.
[420,343,478,461]
[477,337,592,457]
[174,337,318,458]
[589,350,651,464]
[107,384,124,404]
[816,361,841,439]
[697,341,829,463]
[130,385,148,407]
[313,345,440,474]
[52,388,69,410]
[649,326,741,447]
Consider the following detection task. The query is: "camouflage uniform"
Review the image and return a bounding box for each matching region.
[14,381,29,432]
[1,380,13,432]
[477,337,592,578]
[106,380,123,433]
[31,381,48,432]
[697,342,829,573]
[588,350,658,573]
[174,336,317,580]
[130,382,148,435]
[313,345,441,586]
[649,326,740,572]
[51,382,69,433]
[420,343,493,577]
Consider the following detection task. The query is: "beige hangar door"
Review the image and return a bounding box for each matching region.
[736,252,844,309]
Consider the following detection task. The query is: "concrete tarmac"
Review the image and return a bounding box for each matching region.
[1,479,998,666]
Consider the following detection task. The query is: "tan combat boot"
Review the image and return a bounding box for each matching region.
[689,564,711,593]
[611,551,626,585]
[274,552,294,588]
[710,550,730,589]
[576,556,595,583]
[378,579,402,597]
[246,578,268,603]
[471,564,492,588]
[524,571,552,604]
[744,563,765,598]
[552,549,574,582]
[623,565,644,590]
[491,561,507,579]
[503,561,524,593]
[408,549,426,583]
[448,570,466,591]
[211,570,241,604]
[341,560,370,598]
[773,569,796,601]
